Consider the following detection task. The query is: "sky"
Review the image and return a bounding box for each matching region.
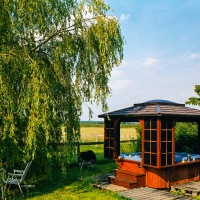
[81,0,200,121]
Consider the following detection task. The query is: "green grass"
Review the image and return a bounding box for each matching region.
[4,161,123,200]
[4,123,139,199]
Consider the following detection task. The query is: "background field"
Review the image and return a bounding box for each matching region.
[80,124,138,142]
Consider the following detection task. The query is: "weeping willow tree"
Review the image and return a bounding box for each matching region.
[0,0,123,173]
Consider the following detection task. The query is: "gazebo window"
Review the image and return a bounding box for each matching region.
[143,118,157,166]
[161,119,173,166]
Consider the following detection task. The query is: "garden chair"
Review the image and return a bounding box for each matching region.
[4,161,32,197]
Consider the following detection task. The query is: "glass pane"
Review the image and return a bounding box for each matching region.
[167,153,172,165]
[144,142,150,152]
[152,142,157,153]
[144,153,150,165]
[167,130,172,141]
[109,130,114,138]
[167,142,172,152]
[105,119,114,128]
[110,149,114,157]
[167,120,173,129]
[151,154,157,166]
[105,139,109,147]
[151,120,157,129]
[145,120,150,129]
[151,130,157,141]
[161,154,166,166]
[161,120,167,129]
[105,148,109,158]
[110,139,114,147]
[144,130,150,140]
[161,131,166,141]
[161,142,166,153]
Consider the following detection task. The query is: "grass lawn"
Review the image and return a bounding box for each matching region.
[4,161,124,200]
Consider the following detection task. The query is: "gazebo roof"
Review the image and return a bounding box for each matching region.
[98,99,200,121]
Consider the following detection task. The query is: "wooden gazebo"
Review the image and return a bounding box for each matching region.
[98,99,200,189]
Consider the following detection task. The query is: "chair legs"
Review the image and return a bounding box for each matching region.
[18,183,24,197]
[5,182,28,198]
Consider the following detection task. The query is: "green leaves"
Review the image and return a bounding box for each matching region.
[0,0,124,174]
[186,85,200,106]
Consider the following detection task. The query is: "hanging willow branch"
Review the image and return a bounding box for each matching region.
[0,0,124,174]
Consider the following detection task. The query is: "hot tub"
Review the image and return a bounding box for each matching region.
[119,152,200,164]
[118,152,142,162]
[175,152,200,163]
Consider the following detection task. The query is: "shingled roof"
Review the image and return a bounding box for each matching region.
[98,99,200,121]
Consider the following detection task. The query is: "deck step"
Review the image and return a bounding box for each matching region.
[108,175,143,189]
[115,169,146,180]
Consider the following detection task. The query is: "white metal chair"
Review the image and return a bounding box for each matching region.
[4,161,32,197]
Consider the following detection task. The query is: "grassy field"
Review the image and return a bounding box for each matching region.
[80,124,138,142]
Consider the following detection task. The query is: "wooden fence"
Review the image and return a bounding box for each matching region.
[77,139,137,162]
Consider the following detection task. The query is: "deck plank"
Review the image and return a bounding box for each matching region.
[119,187,192,200]
[171,181,200,197]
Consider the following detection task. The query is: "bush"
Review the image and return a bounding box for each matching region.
[133,123,142,152]
[175,122,198,153]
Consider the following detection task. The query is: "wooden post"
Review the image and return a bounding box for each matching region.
[198,122,200,155]
[114,118,121,159]
[139,119,144,166]
[157,118,161,168]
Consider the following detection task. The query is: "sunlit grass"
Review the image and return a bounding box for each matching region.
[6,162,123,200]
[4,124,139,199]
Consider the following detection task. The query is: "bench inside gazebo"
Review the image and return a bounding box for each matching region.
[98,99,200,189]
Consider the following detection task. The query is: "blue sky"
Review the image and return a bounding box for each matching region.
[81,0,200,121]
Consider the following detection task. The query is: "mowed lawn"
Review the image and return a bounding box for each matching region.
[8,162,123,200]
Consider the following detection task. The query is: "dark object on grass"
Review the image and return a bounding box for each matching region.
[79,150,96,170]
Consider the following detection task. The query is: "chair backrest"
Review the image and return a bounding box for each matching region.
[20,161,32,182]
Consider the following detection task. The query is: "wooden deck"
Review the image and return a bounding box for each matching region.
[119,187,191,200]
[94,182,193,199]
[95,182,128,192]
[94,173,200,199]
[171,181,200,196]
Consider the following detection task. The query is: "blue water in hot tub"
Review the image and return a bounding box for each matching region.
[119,152,142,162]
[119,152,200,163]
[174,152,200,163]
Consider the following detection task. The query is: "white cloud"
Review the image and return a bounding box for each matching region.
[111,60,128,77]
[188,53,200,59]
[111,68,124,78]
[120,60,128,67]
[143,57,160,67]
[110,80,133,90]
[119,14,130,23]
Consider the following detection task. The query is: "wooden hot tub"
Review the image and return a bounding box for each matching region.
[109,152,200,189]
